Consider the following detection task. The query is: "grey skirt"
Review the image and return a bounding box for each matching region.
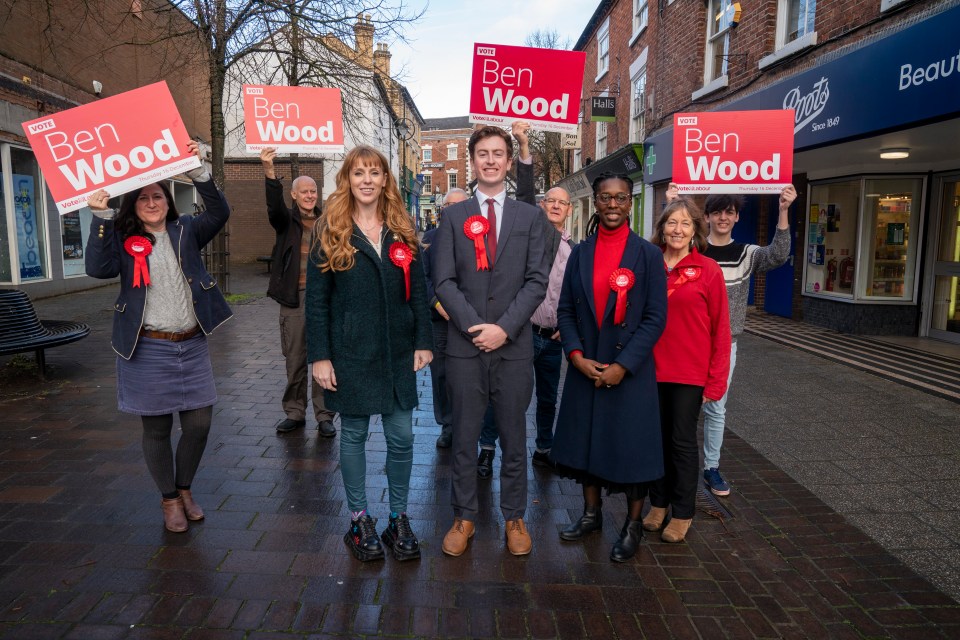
[116,334,217,416]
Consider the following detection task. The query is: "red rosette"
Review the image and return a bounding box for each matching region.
[463,215,490,271]
[681,266,701,281]
[389,241,413,301]
[608,268,635,325]
[123,236,153,288]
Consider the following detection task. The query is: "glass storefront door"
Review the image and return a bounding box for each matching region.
[928,176,960,343]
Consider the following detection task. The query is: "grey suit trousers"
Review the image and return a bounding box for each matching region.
[447,350,533,521]
[279,289,334,423]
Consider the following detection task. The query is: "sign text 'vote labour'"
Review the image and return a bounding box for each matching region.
[469,43,585,133]
[671,110,795,194]
[22,82,200,215]
[243,85,344,154]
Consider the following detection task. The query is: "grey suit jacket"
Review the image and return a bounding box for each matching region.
[433,195,549,360]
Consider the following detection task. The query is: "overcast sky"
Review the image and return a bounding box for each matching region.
[389,0,599,120]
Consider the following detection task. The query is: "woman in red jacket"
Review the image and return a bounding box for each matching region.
[647,197,731,543]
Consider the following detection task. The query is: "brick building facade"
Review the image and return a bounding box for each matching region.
[0,0,211,297]
[419,117,472,228]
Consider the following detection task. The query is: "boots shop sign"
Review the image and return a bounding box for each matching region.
[22,82,200,215]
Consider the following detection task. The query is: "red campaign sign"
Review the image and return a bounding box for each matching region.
[243,85,344,154]
[671,110,795,194]
[22,82,200,215]
[469,43,586,134]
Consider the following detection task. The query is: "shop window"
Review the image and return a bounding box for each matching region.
[422,147,432,162]
[803,176,923,302]
[596,18,610,80]
[447,173,457,191]
[6,146,49,282]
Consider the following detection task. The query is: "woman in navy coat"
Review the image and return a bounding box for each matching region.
[552,173,667,562]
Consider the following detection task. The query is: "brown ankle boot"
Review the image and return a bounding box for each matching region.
[642,506,667,532]
[179,489,204,521]
[661,517,692,543]
[161,497,188,532]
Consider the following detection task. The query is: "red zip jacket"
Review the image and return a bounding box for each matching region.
[653,247,731,401]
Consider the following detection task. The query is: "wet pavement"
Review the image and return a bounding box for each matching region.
[0,263,958,638]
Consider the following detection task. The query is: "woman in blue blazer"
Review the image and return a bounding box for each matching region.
[85,141,231,533]
[551,172,667,562]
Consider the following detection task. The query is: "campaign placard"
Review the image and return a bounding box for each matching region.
[22,82,200,215]
[671,110,794,194]
[469,43,586,133]
[243,85,344,154]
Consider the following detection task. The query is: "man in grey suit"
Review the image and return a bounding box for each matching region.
[433,126,549,557]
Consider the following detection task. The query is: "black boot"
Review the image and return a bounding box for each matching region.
[610,517,643,562]
[344,514,385,562]
[381,513,421,561]
[559,504,603,541]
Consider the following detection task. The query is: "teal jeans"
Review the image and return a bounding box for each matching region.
[339,409,413,513]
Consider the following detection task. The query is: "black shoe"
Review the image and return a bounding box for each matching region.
[532,450,554,469]
[317,419,336,438]
[560,504,603,541]
[435,431,452,448]
[276,418,306,433]
[344,514,384,562]
[610,517,643,563]
[477,449,495,479]
[381,513,421,561]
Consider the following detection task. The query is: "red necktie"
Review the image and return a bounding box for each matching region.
[485,198,497,265]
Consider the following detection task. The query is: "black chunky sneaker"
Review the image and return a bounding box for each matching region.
[380,513,421,561]
[344,514,385,562]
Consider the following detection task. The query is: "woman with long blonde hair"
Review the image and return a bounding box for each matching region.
[305,145,433,562]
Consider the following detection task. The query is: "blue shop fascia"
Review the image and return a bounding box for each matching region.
[644,3,960,341]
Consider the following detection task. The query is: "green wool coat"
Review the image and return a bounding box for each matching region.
[305,226,433,416]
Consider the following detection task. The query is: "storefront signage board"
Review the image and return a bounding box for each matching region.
[22,82,200,215]
[243,85,344,154]
[671,110,794,194]
[469,43,586,133]
[591,97,616,122]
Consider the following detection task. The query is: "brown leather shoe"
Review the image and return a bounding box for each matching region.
[505,518,532,556]
[179,489,204,521]
[161,497,188,533]
[442,518,475,556]
[661,517,692,543]
[642,506,668,532]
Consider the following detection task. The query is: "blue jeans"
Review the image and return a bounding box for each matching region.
[479,332,563,453]
[701,341,737,470]
[339,409,413,513]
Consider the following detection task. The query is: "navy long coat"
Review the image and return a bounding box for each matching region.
[305,227,432,416]
[552,231,668,485]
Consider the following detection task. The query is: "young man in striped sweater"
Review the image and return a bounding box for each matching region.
[701,184,797,495]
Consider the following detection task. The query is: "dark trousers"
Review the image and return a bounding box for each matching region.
[279,290,334,423]
[429,319,453,437]
[650,383,704,519]
[447,352,533,521]
[479,331,562,452]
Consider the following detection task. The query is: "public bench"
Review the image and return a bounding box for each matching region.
[256,255,274,273]
[0,289,90,379]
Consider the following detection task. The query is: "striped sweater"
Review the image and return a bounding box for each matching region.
[702,228,791,339]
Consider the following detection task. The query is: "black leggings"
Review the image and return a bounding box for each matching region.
[141,406,213,497]
[649,383,703,519]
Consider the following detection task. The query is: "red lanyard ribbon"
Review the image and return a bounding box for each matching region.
[124,236,153,288]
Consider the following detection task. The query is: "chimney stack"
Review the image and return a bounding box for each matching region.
[373,43,392,78]
[353,14,374,68]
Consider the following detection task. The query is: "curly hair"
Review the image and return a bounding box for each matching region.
[468,125,514,159]
[650,197,709,252]
[314,145,417,272]
[115,182,179,243]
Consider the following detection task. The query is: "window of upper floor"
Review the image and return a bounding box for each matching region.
[596,17,611,81]
[631,0,649,43]
[760,0,818,69]
[630,69,647,143]
[446,144,458,160]
[422,147,432,162]
[595,121,608,160]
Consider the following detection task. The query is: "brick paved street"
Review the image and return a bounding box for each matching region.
[1,266,958,638]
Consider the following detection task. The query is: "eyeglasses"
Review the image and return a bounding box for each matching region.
[543,198,571,207]
[596,193,630,204]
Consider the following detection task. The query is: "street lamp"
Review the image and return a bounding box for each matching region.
[395,116,417,225]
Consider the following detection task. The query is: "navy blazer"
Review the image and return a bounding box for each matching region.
[432,195,548,360]
[84,178,233,360]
